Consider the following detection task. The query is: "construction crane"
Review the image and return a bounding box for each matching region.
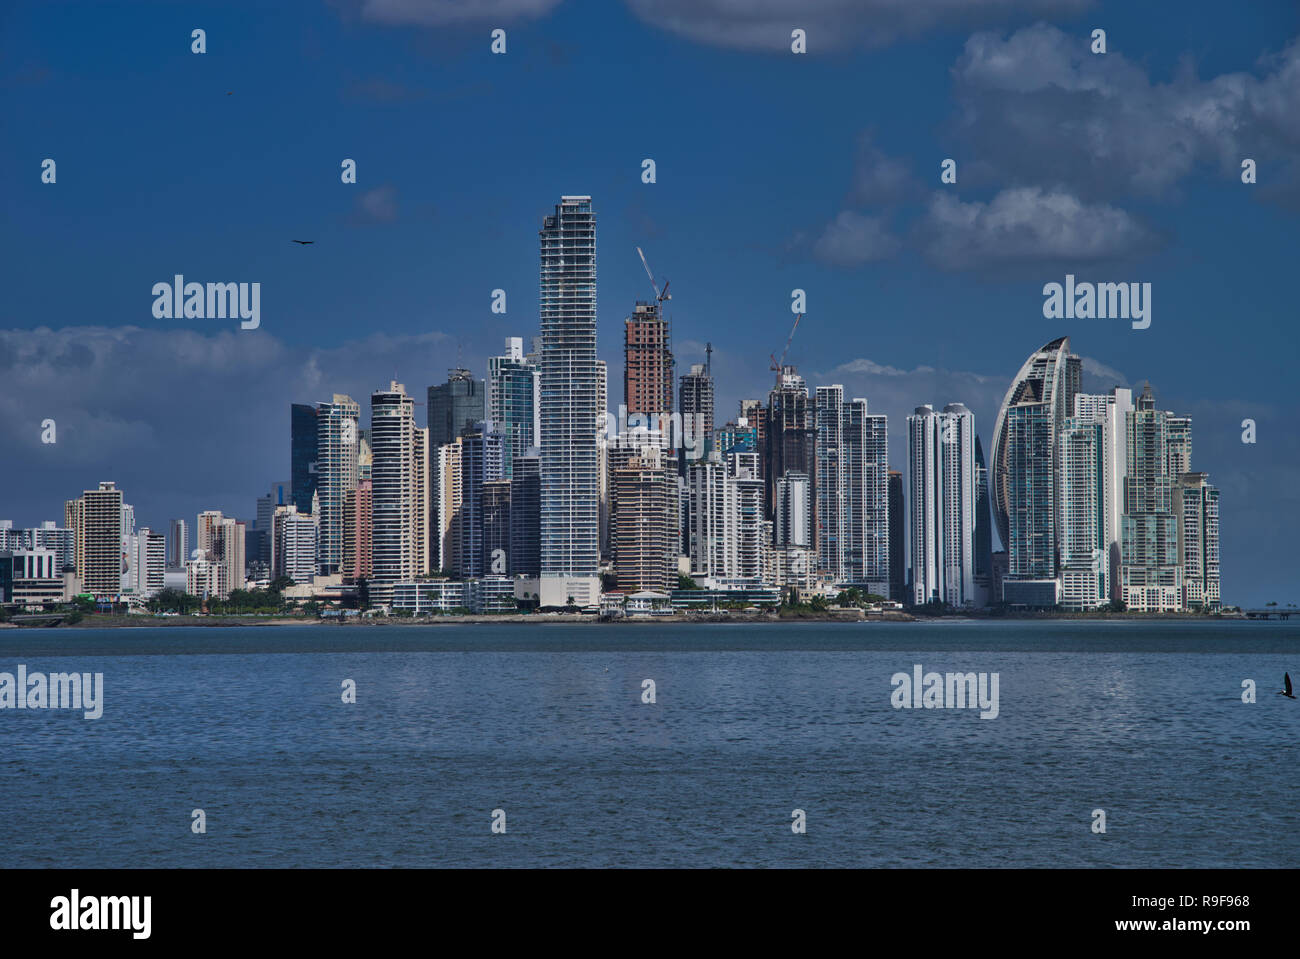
[636,246,671,313]
[770,313,803,385]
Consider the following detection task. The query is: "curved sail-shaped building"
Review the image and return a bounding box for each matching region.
[990,337,1080,597]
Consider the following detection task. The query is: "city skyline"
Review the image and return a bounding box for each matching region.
[3,2,1297,605]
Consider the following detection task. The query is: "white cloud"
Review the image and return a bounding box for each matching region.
[813,211,900,266]
[951,24,1300,200]
[623,0,1089,52]
[918,187,1158,268]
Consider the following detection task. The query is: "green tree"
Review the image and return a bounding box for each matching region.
[677,574,700,591]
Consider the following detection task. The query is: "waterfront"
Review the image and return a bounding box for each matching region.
[0,620,1295,868]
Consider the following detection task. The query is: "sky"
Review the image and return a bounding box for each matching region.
[2,0,1297,605]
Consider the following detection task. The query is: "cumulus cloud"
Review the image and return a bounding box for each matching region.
[917,187,1160,268]
[0,326,450,530]
[813,211,900,266]
[848,133,921,205]
[623,0,1088,52]
[950,24,1300,201]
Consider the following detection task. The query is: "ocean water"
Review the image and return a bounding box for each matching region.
[0,619,1296,868]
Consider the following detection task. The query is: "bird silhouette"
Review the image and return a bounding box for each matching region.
[292,240,314,245]
[1280,673,1295,699]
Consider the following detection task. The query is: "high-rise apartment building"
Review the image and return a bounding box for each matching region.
[1059,417,1107,609]
[343,478,373,581]
[316,394,360,575]
[509,451,541,579]
[774,470,812,548]
[488,337,539,481]
[1121,384,1183,611]
[370,381,420,605]
[291,403,319,515]
[687,452,765,588]
[1174,471,1220,611]
[1073,387,1134,604]
[429,368,485,449]
[168,518,189,570]
[193,509,246,598]
[765,369,812,522]
[888,470,905,602]
[74,481,124,598]
[679,356,714,466]
[434,439,463,576]
[538,196,601,608]
[611,447,677,593]
[908,404,976,607]
[272,503,318,585]
[991,337,1080,605]
[624,301,673,420]
[458,422,504,579]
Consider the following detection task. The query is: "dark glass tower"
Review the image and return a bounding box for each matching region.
[290,403,319,515]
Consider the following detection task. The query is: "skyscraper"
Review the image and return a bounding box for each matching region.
[487,337,539,481]
[1059,416,1107,609]
[908,404,976,607]
[458,421,504,579]
[538,196,600,608]
[611,447,677,593]
[687,452,764,587]
[888,470,905,602]
[679,355,714,466]
[73,481,124,599]
[1121,384,1183,611]
[370,382,420,606]
[509,451,541,579]
[291,403,319,515]
[272,503,318,585]
[765,369,812,522]
[435,438,463,575]
[167,517,189,570]
[1175,472,1220,611]
[428,368,486,449]
[482,479,512,576]
[624,300,673,420]
[315,394,360,575]
[973,437,992,606]
[1074,387,1134,603]
[343,479,373,581]
[991,337,1080,593]
[774,471,812,548]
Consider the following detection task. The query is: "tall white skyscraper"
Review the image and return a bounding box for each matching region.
[538,196,601,608]
[1059,417,1107,609]
[686,452,764,587]
[370,381,420,606]
[816,387,890,592]
[316,394,360,575]
[908,403,976,607]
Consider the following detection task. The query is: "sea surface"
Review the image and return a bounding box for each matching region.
[0,619,1296,868]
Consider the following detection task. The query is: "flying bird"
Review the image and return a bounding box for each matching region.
[292,240,314,245]
[1280,673,1295,699]
[226,91,233,96]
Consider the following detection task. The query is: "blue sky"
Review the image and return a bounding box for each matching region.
[2,0,1298,605]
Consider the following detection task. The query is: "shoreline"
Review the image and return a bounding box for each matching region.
[0,610,1264,629]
